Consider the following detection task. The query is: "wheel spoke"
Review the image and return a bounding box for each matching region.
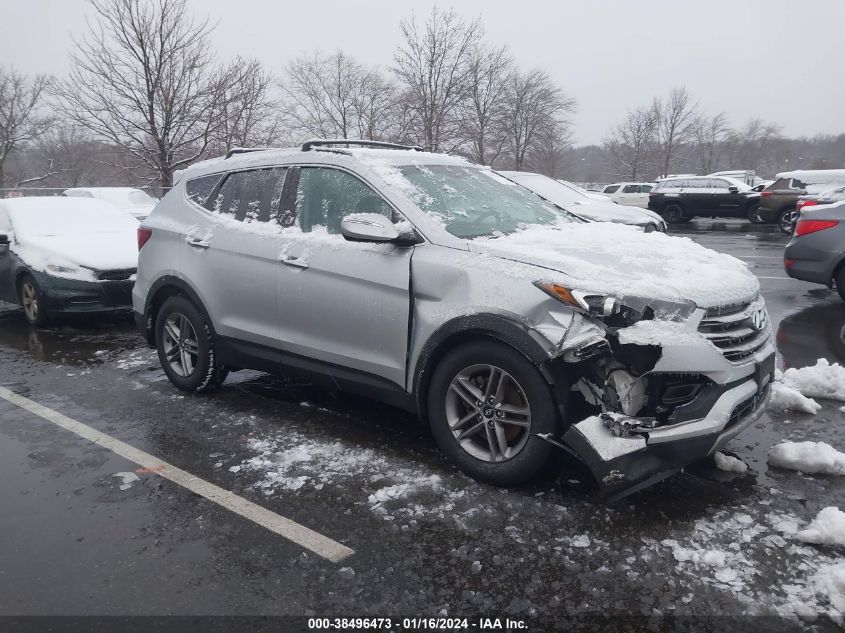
[164,320,180,342]
[450,409,479,431]
[484,423,500,461]
[497,403,529,415]
[180,349,192,375]
[493,423,509,458]
[165,345,180,361]
[183,339,198,354]
[450,378,482,408]
[482,366,499,399]
[457,420,485,441]
[497,415,530,428]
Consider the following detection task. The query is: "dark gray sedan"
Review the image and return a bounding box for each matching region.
[784,201,845,301]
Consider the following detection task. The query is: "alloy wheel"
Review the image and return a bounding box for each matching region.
[21,281,38,323]
[780,209,798,234]
[162,312,199,377]
[445,363,532,463]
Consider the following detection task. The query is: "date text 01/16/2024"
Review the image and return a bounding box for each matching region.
[307,617,528,630]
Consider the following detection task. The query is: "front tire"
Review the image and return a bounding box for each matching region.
[747,204,763,224]
[426,340,561,486]
[18,274,49,326]
[779,207,798,234]
[155,295,228,392]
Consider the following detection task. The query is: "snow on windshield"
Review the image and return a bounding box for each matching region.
[395,164,579,238]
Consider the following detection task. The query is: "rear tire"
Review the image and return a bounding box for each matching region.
[836,266,845,303]
[747,204,763,224]
[778,207,798,234]
[155,295,228,392]
[18,274,49,327]
[426,340,562,486]
[663,204,689,224]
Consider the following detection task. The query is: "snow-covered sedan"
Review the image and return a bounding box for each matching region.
[501,171,667,232]
[601,182,654,208]
[62,187,159,220]
[0,197,139,325]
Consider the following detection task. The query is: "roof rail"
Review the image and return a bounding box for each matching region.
[224,147,276,159]
[301,139,423,152]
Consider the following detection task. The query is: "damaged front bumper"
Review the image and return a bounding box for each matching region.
[537,296,776,501]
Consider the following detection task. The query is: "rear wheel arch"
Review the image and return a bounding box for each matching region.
[143,276,210,345]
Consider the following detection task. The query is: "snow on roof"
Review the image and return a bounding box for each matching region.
[776,169,845,184]
[180,146,472,180]
[1,197,137,237]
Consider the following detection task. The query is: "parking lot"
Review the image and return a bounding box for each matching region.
[1,220,844,630]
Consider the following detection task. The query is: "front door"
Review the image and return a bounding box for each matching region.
[711,178,744,216]
[275,166,413,387]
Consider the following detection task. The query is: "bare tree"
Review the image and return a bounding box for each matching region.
[393,6,482,151]
[694,112,731,174]
[727,118,783,171]
[603,105,658,180]
[460,43,512,166]
[525,119,573,178]
[282,51,398,142]
[213,58,280,153]
[653,86,699,177]
[502,68,575,171]
[57,0,240,190]
[0,67,52,190]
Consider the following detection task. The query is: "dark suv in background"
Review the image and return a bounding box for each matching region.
[757,170,845,234]
[647,176,760,224]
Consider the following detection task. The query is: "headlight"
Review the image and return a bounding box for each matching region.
[533,281,696,326]
[46,263,80,274]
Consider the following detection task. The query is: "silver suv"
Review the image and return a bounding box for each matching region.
[133,140,775,498]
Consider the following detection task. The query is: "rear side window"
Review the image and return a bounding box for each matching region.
[0,210,9,232]
[603,185,620,193]
[210,168,287,222]
[622,184,639,193]
[640,185,652,193]
[186,174,222,207]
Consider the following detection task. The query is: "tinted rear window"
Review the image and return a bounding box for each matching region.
[603,185,620,193]
[210,168,287,222]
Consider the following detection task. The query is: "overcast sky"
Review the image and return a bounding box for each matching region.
[2,0,843,145]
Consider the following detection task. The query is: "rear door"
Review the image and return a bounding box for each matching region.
[680,178,713,213]
[181,167,287,348]
[274,165,413,387]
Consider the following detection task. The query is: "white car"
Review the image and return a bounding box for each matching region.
[0,197,139,325]
[601,182,654,208]
[62,187,159,220]
[501,172,667,232]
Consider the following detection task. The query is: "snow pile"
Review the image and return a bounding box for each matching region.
[471,221,759,308]
[781,359,845,403]
[768,441,845,475]
[797,507,845,546]
[812,563,845,615]
[368,474,443,517]
[714,452,749,473]
[616,320,702,346]
[768,382,822,414]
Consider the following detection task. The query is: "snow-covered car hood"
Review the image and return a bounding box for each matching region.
[569,200,664,227]
[16,231,138,272]
[469,222,759,308]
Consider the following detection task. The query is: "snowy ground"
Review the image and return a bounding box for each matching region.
[1,220,845,629]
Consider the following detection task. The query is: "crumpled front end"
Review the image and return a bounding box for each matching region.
[541,293,775,501]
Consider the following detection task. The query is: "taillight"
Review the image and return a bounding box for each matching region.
[760,191,773,198]
[796,200,818,211]
[137,227,152,250]
[784,258,795,268]
[795,220,838,237]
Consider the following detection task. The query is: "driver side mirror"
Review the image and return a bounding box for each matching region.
[340,214,401,243]
[0,234,9,252]
[728,186,739,193]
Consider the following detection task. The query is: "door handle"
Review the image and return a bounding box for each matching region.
[185,236,211,249]
[280,255,309,269]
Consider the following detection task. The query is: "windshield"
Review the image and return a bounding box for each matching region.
[8,201,138,239]
[505,173,591,208]
[398,165,578,238]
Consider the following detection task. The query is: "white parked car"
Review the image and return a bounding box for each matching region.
[601,182,654,209]
[62,187,159,220]
[501,172,667,231]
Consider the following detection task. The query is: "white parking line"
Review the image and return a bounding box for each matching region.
[0,386,354,563]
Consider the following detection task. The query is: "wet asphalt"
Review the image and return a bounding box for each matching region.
[1,220,844,631]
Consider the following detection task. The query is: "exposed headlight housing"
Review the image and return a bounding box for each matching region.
[533,281,696,327]
[46,263,80,274]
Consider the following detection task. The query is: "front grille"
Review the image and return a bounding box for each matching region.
[698,296,770,362]
[97,268,136,281]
